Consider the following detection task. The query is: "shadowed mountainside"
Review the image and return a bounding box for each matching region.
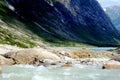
[0,0,120,47]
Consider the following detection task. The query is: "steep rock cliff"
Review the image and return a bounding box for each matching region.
[3,0,120,46]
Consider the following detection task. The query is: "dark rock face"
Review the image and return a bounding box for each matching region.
[5,0,120,46]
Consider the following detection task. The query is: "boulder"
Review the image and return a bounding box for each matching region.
[103,60,120,69]
[111,56,120,62]
[0,55,14,65]
[3,48,61,64]
[0,44,22,54]
[61,64,72,67]
[111,48,120,54]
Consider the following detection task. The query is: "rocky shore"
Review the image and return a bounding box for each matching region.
[0,45,120,73]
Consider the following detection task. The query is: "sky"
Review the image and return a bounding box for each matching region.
[97,0,120,7]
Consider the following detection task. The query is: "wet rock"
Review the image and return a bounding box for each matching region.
[110,48,120,54]
[43,59,58,65]
[0,55,14,65]
[61,63,72,67]
[111,56,120,62]
[3,48,61,65]
[32,59,58,66]
[103,60,120,69]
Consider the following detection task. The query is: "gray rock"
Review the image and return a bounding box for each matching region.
[3,48,61,65]
[103,60,120,69]
[0,55,14,65]
[111,56,120,62]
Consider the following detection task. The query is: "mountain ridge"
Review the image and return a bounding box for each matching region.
[105,6,120,32]
[0,0,120,47]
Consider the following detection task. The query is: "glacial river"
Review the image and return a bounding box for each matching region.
[0,64,120,80]
[46,47,117,51]
[0,47,119,80]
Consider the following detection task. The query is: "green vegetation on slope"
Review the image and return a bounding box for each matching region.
[0,0,94,47]
[0,0,45,48]
[0,22,35,48]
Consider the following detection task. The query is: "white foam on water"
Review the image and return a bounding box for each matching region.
[35,65,48,72]
[2,73,14,78]
[88,74,100,80]
[73,64,90,69]
[62,72,71,76]
[2,73,25,78]
[1,64,120,80]
[91,58,110,61]
[32,75,52,80]
[14,64,35,69]
[37,65,47,69]
[89,75,97,80]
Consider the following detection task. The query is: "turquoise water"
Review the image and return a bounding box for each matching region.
[90,47,116,51]
[0,64,120,80]
[47,47,116,51]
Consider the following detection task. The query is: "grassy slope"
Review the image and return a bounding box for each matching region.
[0,0,46,48]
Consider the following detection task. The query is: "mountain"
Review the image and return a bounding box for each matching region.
[0,0,120,47]
[105,6,120,32]
[0,1,94,48]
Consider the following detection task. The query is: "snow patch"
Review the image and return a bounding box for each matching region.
[103,8,107,11]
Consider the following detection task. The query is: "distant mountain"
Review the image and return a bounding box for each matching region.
[105,6,120,32]
[0,0,120,47]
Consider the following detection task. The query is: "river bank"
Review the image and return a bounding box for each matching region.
[0,44,120,74]
[0,45,120,80]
